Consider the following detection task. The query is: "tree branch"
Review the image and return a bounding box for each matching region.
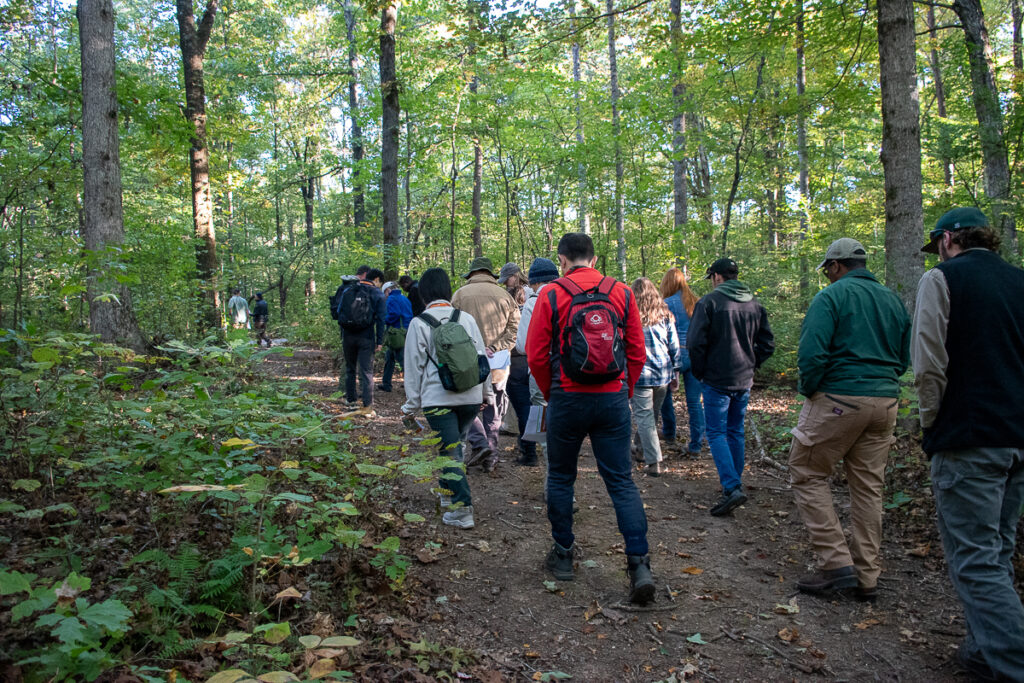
[196,0,219,54]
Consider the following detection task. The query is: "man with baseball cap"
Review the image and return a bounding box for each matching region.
[912,207,1024,679]
[687,257,774,516]
[788,238,910,602]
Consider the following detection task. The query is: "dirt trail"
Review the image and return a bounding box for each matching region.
[266,346,971,683]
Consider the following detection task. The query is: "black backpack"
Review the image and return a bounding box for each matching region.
[330,276,360,320]
[339,285,375,331]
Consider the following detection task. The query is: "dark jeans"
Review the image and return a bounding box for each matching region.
[702,382,750,492]
[424,404,480,507]
[660,357,706,451]
[932,447,1024,679]
[382,346,403,390]
[546,388,649,556]
[506,355,535,458]
[343,331,375,407]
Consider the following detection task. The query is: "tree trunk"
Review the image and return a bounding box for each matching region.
[796,1,810,300]
[927,5,954,191]
[877,0,925,311]
[77,0,145,351]
[301,174,315,297]
[380,2,400,280]
[469,0,484,258]
[570,0,588,234]
[345,0,365,229]
[1013,0,1023,82]
[404,112,413,269]
[607,0,626,280]
[670,0,687,250]
[175,0,220,330]
[952,0,1019,257]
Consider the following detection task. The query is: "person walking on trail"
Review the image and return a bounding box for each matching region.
[227,289,250,329]
[525,232,656,605]
[252,291,271,347]
[630,277,682,478]
[378,281,413,393]
[452,256,521,473]
[399,274,425,317]
[514,258,560,467]
[500,262,534,467]
[911,207,1024,681]
[332,266,369,393]
[659,268,706,455]
[402,268,493,530]
[687,257,774,517]
[339,267,386,413]
[787,238,910,602]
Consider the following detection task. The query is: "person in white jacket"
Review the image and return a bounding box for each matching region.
[402,268,493,529]
[514,258,560,465]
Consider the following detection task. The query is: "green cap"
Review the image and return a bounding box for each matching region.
[818,237,868,269]
[463,256,495,278]
[922,207,989,254]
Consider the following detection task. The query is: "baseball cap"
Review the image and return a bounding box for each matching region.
[817,238,868,269]
[922,207,989,254]
[463,256,495,279]
[704,257,739,279]
[382,281,397,292]
[497,262,522,285]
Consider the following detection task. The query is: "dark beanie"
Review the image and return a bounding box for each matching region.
[528,258,559,284]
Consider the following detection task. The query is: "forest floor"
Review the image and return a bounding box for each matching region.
[262,345,987,683]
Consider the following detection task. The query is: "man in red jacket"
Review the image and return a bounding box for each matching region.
[526,233,655,604]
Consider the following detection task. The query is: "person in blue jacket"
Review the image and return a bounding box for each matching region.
[659,267,706,454]
[378,281,414,392]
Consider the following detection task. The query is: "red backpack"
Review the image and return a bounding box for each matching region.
[548,276,629,384]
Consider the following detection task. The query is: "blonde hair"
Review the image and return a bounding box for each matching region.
[632,277,673,328]
[659,268,698,317]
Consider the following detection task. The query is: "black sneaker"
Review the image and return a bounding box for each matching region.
[375,383,392,392]
[796,565,858,595]
[516,453,539,467]
[709,487,748,516]
[627,554,656,605]
[545,543,574,581]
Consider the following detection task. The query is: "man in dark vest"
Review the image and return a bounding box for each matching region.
[912,207,1024,680]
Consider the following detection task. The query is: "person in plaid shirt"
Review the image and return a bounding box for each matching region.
[630,277,682,477]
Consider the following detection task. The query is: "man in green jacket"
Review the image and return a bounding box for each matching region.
[789,238,911,602]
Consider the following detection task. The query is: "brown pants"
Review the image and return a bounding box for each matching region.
[788,392,898,588]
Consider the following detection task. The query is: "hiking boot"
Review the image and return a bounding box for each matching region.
[851,585,878,603]
[627,554,656,605]
[545,543,574,581]
[464,447,492,468]
[375,383,392,392]
[442,505,474,529]
[631,440,644,463]
[955,641,998,681]
[659,430,676,441]
[344,398,359,408]
[516,452,539,467]
[646,462,662,477]
[709,487,747,516]
[796,565,857,595]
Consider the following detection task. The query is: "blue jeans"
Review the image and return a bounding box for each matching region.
[931,447,1024,679]
[546,388,649,556]
[506,355,535,458]
[702,382,750,493]
[424,404,479,507]
[381,346,403,391]
[661,360,706,451]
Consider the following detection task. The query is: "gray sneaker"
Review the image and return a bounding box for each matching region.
[442,505,475,529]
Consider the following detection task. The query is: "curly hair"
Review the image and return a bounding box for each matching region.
[659,268,698,317]
[632,277,673,328]
[950,226,1001,252]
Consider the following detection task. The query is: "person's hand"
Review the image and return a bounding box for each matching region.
[485,348,495,358]
[669,376,680,392]
[480,403,489,413]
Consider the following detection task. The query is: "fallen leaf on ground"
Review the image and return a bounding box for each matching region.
[682,566,703,575]
[273,587,302,601]
[907,543,930,557]
[774,596,800,614]
[415,549,439,563]
[583,600,602,621]
[307,659,336,679]
[777,627,799,642]
[600,606,626,625]
[686,633,708,645]
[854,618,881,630]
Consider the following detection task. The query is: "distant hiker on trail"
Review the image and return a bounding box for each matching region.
[788,238,910,602]
[402,267,493,530]
[687,257,774,517]
[252,291,271,347]
[227,289,250,329]
[525,232,655,605]
[498,262,532,304]
[660,268,705,455]
[911,208,1024,680]
[500,262,533,467]
[378,281,413,393]
[339,267,386,413]
[630,277,681,478]
[399,274,425,317]
[514,257,560,467]
[452,256,521,474]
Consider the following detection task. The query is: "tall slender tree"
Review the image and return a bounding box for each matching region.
[670,0,687,249]
[77,0,145,350]
[380,1,400,278]
[877,0,924,310]
[175,0,220,330]
[926,5,953,191]
[607,0,626,280]
[796,1,810,299]
[345,0,365,229]
[569,0,588,234]
[468,0,485,258]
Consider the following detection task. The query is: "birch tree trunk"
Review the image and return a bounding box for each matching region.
[78,0,145,350]
[380,2,400,279]
[877,0,925,311]
[607,0,626,280]
[175,0,220,330]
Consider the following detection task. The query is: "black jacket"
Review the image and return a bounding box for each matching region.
[687,280,774,392]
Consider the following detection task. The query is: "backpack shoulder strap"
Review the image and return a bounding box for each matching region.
[417,312,441,329]
[554,276,584,297]
[450,309,461,324]
[596,277,617,295]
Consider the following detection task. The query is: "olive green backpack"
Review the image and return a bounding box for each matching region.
[419,309,489,392]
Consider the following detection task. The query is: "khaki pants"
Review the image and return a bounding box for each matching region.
[788,392,898,588]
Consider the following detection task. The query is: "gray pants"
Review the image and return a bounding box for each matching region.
[931,447,1024,680]
[630,384,669,465]
[467,383,508,463]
